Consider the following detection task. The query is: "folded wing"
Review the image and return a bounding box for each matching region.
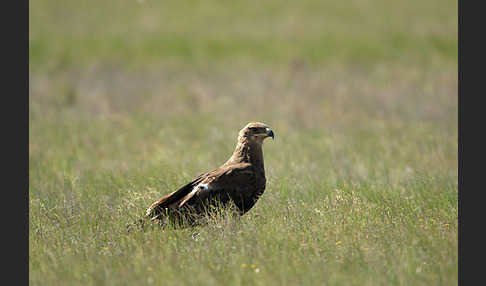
[145,162,256,220]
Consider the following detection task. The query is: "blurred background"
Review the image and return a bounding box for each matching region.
[29,1,457,122]
[29,0,457,172]
[29,1,457,285]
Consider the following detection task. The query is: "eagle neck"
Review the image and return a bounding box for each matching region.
[226,137,265,171]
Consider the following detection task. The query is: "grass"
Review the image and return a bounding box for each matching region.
[29,0,457,71]
[29,0,457,285]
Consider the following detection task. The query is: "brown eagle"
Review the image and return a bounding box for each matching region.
[143,122,274,228]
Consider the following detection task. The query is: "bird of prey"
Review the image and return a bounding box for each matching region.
[143,122,274,228]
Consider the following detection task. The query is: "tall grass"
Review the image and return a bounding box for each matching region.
[29,0,457,285]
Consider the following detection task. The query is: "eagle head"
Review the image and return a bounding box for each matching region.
[239,122,274,143]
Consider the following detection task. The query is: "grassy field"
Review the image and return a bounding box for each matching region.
[29,0,457,285]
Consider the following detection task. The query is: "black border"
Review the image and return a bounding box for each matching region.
[3,0,29,285]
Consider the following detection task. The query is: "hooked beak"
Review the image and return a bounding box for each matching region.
[267,129,275,140]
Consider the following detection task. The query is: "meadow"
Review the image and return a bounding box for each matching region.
[29,0,458,285]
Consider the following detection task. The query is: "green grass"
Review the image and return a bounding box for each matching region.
[29,0,457,71]
[30,0,457,285]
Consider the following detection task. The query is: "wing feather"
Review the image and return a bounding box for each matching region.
[145,173,206,218]
[145,162,255,218]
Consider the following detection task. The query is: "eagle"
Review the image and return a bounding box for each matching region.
[142,122,274,228]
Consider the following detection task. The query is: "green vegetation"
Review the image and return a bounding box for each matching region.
[29,0,457,71]
[29,0,457,285]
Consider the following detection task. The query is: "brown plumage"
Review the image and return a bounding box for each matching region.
[143,122,274,228]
